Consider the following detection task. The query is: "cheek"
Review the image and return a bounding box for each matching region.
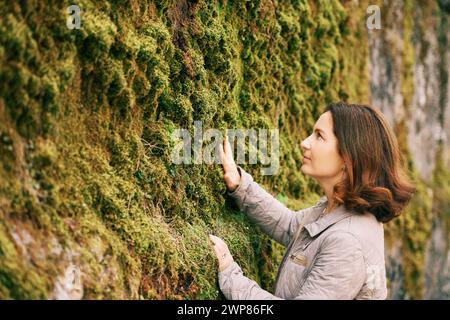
[315,145,342,172]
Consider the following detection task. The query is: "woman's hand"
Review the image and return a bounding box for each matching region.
[209,234,234,272]
[219,135,241,192]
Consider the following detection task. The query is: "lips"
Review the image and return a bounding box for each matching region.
[303,155,311,160]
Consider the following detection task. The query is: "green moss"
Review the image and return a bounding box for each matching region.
[399,171,432,299]
[0,0,432,299]
[432,145,450,247]
[0,222,47,299]
[380,0,450,299]
[401,0,415,109]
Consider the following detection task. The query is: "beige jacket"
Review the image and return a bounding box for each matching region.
[218,167,387,300]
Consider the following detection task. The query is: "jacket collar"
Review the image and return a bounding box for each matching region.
[315,195,328,207]
[305,198,354,237]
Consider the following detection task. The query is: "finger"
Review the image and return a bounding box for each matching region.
[223,140,235,169]
[209,235,226,251]
[209,235,224,252]
[224,135,233,157]
[220,148,233,174]
[210,234,222,242]
[209,237,222,259]
[208,234,216,246]
[218,141,226,166]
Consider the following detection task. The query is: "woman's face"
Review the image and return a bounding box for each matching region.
[300,111,345,181]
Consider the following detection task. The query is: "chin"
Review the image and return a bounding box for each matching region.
[300,165,310,175]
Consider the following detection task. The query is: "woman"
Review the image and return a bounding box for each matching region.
[209,102,415,300]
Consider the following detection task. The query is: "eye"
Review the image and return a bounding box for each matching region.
[316,132,323,140]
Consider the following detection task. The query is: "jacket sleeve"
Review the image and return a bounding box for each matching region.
[218,232,366,300]
[227,166,305,247]
[293,231,366,300]
[218,262,283,300]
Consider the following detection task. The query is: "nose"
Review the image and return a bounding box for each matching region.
[300,136,311,151]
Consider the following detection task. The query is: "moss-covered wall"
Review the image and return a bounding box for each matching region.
[367,0,449,299]
[0,0,447,299]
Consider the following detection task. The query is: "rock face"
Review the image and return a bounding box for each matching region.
[0,1,448,299]
[368,1,449,299]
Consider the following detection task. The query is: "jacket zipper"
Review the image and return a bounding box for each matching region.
[274,222,305,293]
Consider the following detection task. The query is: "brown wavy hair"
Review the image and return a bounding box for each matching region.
[325,102,416,223]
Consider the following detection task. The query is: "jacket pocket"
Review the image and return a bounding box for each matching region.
[290,253,307,266]
[282,257,308,297]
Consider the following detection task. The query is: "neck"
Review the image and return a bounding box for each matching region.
[319,181,336,214]
[319,169,347,214]
[324,201,333,214]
